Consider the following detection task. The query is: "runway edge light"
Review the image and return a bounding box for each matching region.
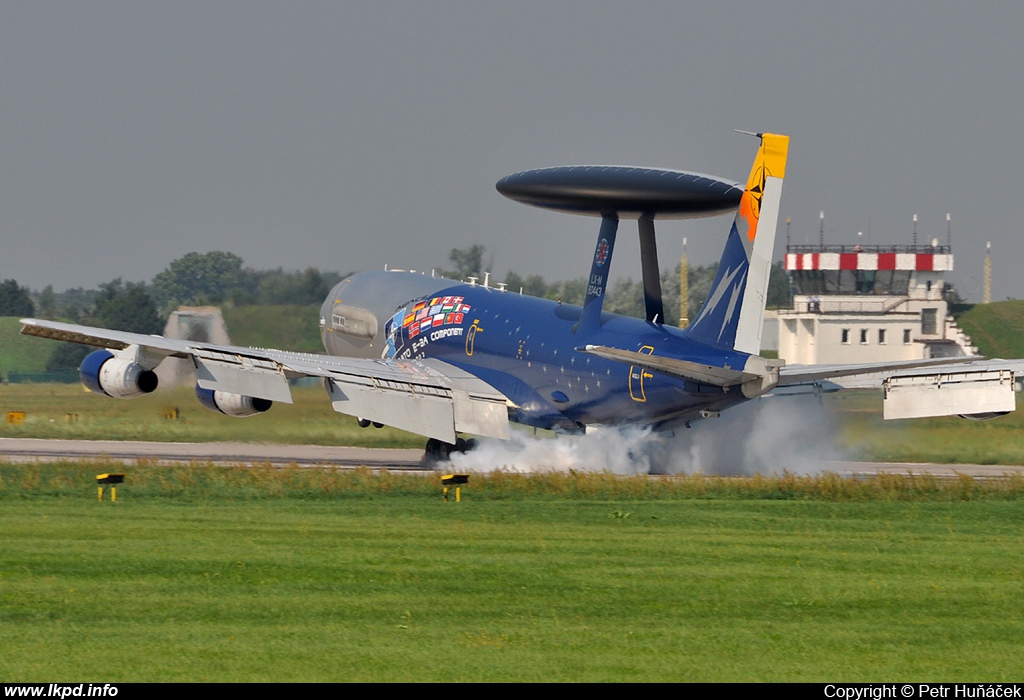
[441,474,469,502]
[96,473,125,502]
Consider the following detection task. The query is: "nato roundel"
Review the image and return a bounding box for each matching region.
[496,165,743,220]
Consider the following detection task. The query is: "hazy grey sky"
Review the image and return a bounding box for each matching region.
[3,2,1021,302]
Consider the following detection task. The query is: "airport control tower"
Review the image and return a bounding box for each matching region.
[768,242,976,365]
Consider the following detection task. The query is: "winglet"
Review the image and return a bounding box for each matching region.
[686,133,789,355]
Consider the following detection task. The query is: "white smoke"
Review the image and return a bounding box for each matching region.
[659,395,843,475]
[449,425,655,474]
[449,395,843,476]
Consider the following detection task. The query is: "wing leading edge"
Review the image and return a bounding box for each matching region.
[19,318,510,443]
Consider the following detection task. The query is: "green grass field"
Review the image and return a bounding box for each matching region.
[834,391,1024,465]
[2,465,1023,682]
[5,383,1024,466]
[0,383,424,448]
[221,305,322,353]
[0,306,323,382]
[0,318,61,380]
[955,300,1024,359]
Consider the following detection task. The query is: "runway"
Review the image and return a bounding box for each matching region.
[2,438,1023,477]
[0,438,427,470]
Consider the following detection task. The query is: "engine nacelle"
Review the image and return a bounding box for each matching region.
[958,412,1010,421]
[80,349,159,399]
[196,386,273,417]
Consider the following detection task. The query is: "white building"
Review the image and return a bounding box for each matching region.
[771,245,976,365]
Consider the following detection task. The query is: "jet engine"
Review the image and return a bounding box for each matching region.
[80,349,159,399]
[196,386,273,417]
[958,412,1010,421]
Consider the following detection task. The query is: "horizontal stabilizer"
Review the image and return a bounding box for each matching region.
[579,344,764,387]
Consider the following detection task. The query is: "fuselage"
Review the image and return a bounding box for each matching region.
[320,270,755,434]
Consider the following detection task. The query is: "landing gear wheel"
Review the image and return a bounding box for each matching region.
[424,438,454,464]
[424,436,479,466]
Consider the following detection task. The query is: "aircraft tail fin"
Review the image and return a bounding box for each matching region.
[686,133,789,355]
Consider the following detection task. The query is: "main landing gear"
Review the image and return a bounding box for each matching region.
[423,437,479,465]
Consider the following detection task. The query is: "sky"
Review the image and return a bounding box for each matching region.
[2,1,1022,302]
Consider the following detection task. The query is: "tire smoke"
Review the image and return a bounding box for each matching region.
[448,395,842,475]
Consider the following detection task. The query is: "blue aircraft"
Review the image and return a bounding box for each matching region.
[20,133,1019,463]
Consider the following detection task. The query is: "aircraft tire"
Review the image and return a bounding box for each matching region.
[457,438,479,453]
[424,438,454,463]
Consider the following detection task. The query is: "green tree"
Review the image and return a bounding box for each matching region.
[37,285,57,319]
[251,267,342,306]
[52,287,98,323]
[47,280,162,371]
[93,280,163,334]
[45,341,92,372]
[151,251,244,313]
[0,279,34,316]
[442,245,491,280]
[766,261,792,309]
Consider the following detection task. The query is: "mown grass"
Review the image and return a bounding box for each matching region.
[4,462,1024,503]
[0,317,58,380]
[0,383,423,448]
[1,464,1023,682]
[833,392,1024,464]
[6,383,1024,465]
[221,305,323,353]
[955,300,1024,359]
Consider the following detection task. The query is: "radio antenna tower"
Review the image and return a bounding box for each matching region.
[679,238,689,329]
[984,242,992,304]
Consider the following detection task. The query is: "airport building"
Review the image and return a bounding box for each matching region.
[765,243,976,365]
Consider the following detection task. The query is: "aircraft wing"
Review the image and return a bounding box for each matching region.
[777,356,1024,420]
[776,356,987,386]
[577,340,1022,420]
[19,318,510,443]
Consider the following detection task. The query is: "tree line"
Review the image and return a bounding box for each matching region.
[1,245,791,370]
[439,244,792,327]
[0,252,347,371]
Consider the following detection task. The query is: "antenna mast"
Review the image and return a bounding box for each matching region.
[679,238,689,329]
[984,242,992,304]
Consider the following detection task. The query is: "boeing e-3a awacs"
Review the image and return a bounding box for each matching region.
[20,133,1022,462]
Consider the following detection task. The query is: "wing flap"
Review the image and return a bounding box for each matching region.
[193,356,294,404]
[883,368,1016,419]
[324,365,510,443]
[325,376,461,443]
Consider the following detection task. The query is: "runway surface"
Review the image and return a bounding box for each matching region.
[2,438,1024,476]
[0,438,426,470]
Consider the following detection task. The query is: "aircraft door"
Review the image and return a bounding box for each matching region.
[629,345,655,402]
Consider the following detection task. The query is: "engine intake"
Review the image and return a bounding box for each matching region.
[196,386,273,417]
[80,349,159,399]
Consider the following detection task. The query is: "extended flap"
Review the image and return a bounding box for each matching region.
[193,355,294,404]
